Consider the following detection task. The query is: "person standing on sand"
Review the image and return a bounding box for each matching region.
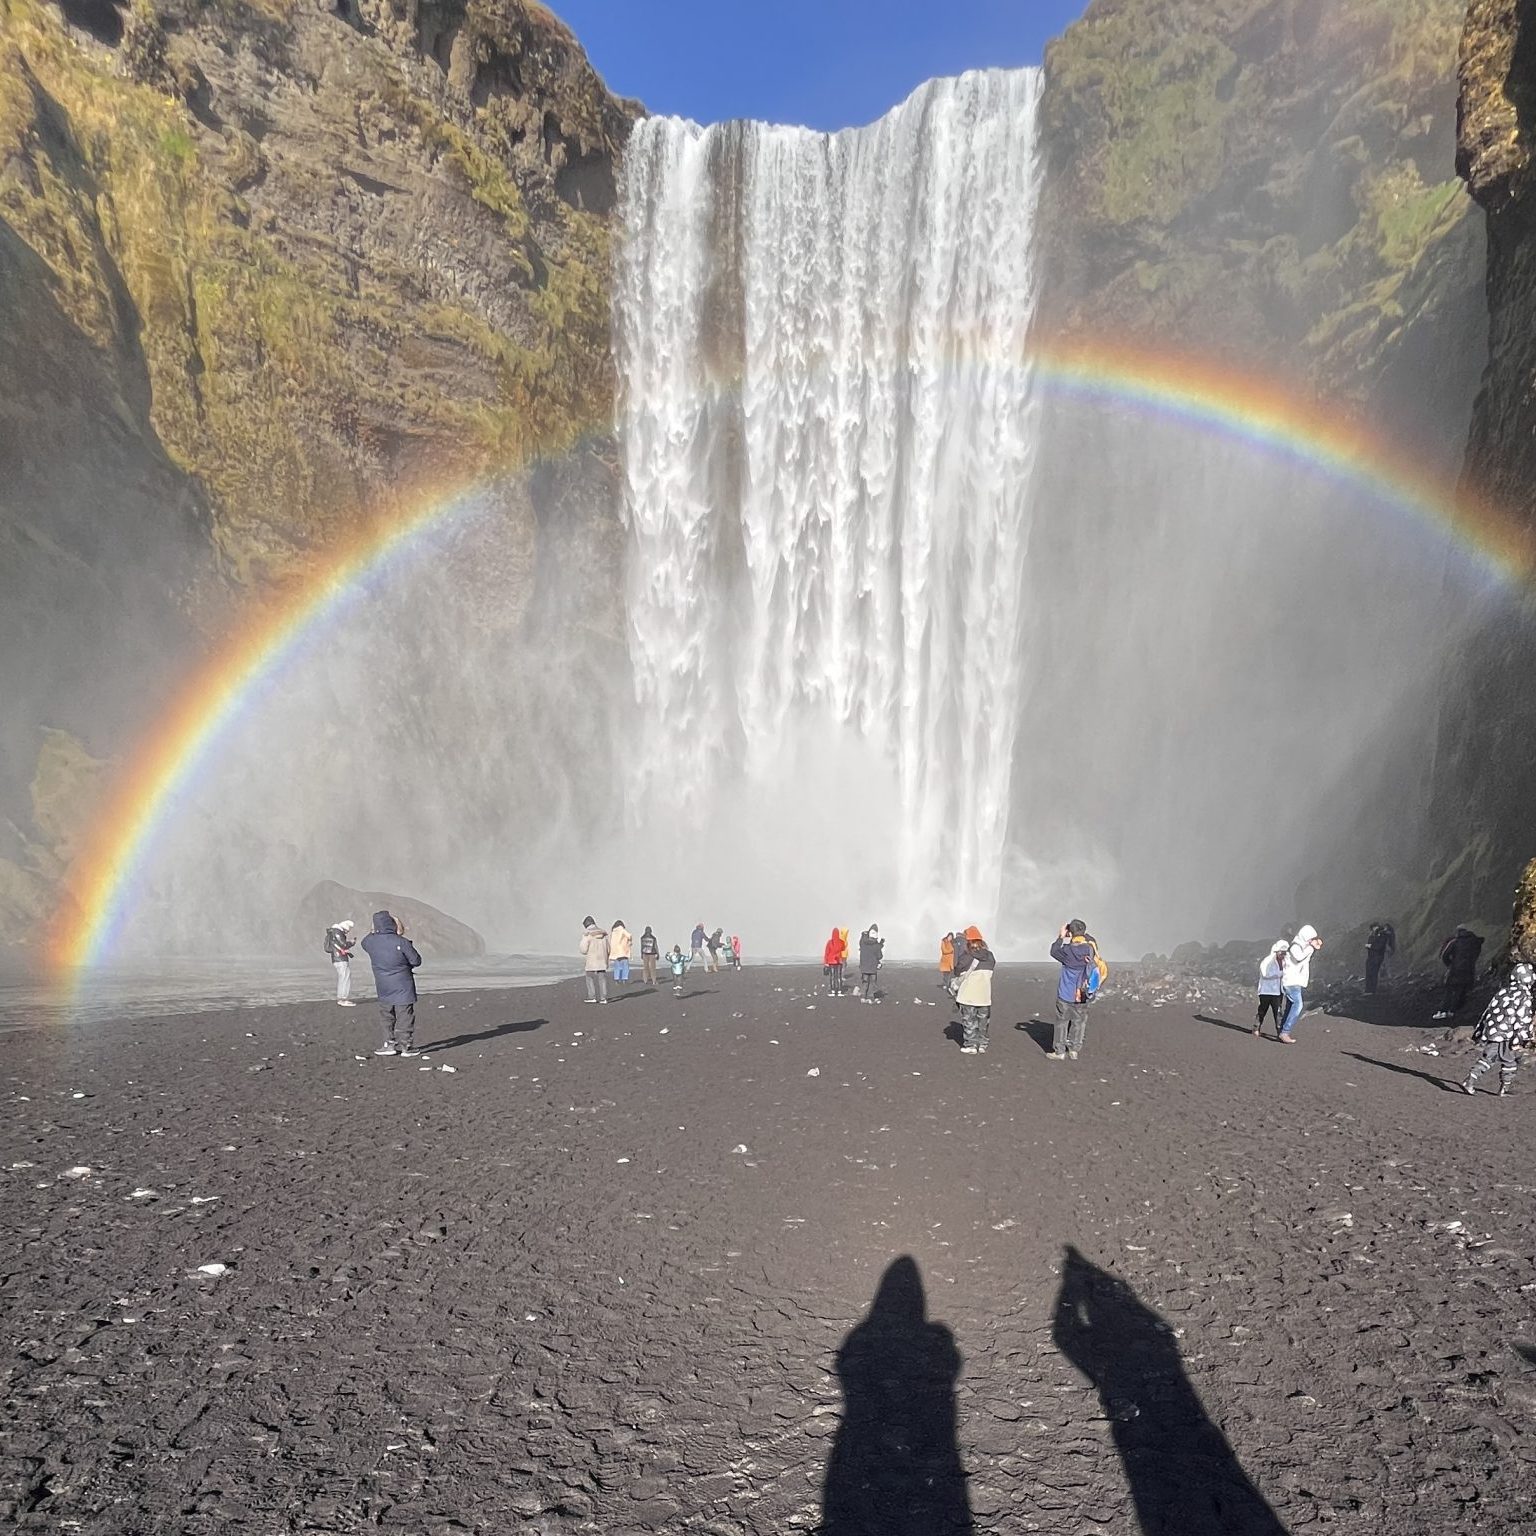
[858,925,885,1003]
[823,926,848,996]
[955,929,996,1053]
[639,925,660,987]
[325,919,357,1006]
[1364,921,1396,995]
[362,911,422,1057]
[1462,962,1535,1096]
[1255,939,1289,1038]
[940,931,955,991]
[580,917,610,1004]
[1049,920,1095,1061]
[1433,924,1485,1021]
[668,943,689,994]
[731,933,743,971]
[609,919,633,985]
[691,923,707,967]
[707,927,725,973]
[1279,924,1322,1042]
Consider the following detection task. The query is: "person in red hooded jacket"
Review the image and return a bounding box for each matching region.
[823,926,848,997]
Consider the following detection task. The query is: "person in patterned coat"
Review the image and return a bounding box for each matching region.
[1462,962,1536,1097]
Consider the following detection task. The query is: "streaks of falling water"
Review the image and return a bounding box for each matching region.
[614,71,1046,950]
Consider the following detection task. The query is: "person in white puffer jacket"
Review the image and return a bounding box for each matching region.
[1279,924,1322,1043]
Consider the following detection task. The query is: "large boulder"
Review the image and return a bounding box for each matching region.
[296,881,485,959]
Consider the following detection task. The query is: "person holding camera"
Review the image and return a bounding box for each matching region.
[1049,919,1096,1061]
[362,911,422,1057]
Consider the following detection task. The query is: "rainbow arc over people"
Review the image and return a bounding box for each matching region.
[47,340,1534,976]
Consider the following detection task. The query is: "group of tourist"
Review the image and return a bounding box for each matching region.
[323,905,1529,1095]
[581,918,743,1002]
[325,912,424,1056]
[821,925,886,1002]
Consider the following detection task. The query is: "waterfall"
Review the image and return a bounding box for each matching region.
[614,71,1046,953]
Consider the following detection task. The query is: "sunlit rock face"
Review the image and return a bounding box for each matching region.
[0,0,636,951]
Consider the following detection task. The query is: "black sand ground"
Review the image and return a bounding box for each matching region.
[4,964,1535,1534]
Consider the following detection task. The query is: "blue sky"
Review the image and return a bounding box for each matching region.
[552,1,1091,130]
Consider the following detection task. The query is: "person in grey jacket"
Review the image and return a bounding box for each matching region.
[361,911,422,1056]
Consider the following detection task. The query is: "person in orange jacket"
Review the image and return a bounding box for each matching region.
[940,932,956,990]
[823,926,849,996]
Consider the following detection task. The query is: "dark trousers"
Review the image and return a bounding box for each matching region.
[1255,993,1286,1031]
[861,970,877,999]
[828,962,845,993]
[1365,950,1385,994]
[1444,976,1473,1015]
[379,1001,415,1048]
[1054,997,1088,1054]
[1467,1040,1519,1090]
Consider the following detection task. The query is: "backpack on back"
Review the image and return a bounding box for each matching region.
[1079,939,1109,1003]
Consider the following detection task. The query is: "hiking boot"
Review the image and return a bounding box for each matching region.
[374,1044,398,1056]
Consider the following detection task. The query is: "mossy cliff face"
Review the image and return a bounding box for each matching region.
[0,0,635,950]
[1041,0,1484,428]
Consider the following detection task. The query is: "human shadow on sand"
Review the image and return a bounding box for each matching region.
[608,988,658,1001]
[1053,1245,1287,1536]
[1014,1019,1055,1054]
[821,1256,972,1535]
[419,1018,546,1053]
[1340,1051,1455,1090]
[1195,1012,1265,1039]
[671,987,718,1001]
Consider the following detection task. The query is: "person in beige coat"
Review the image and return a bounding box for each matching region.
[580,917,610,1004]
[609,920,633,984]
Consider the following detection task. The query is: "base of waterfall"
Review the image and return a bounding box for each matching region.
[3,968,1527,1531]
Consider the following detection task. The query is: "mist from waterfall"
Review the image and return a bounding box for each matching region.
[615,71,1047,955]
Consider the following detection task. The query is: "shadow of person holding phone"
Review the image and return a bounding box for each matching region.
[1052,1245,1287,1535]
[821,1256,973,1535]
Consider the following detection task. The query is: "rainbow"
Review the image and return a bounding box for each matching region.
[46,343,1534,975]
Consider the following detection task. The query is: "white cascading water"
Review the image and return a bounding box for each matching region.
[614,71,1045,953]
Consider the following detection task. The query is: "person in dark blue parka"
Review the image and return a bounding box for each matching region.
[361,910,422,1056]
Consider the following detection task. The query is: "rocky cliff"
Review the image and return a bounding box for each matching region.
[1041,0,1484,429]
[1401,0,1536,957]
[0,0,636,951]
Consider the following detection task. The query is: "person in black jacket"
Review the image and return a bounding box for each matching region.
[858,925,885,1003]
[1433,925,1484,1021]
[361,910,423,1056]
[1364,921,1396,995]
[639,925,660,987]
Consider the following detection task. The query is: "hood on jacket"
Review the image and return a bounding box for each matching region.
[964,925,983,943]
[583,921,607,935]
[1293,924,1318,948]
[1272,938,1289,954]
[372,911,398,934]
[331,919,354,932]
[642,926,654,936]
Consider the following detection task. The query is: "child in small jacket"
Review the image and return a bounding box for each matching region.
[1254,939,1288,1038]
[1462,962,1535,1096]
[668,944,689,995]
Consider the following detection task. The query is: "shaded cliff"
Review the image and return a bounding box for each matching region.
[0,0,636,950]
[1041,0,1484,430]
[1398,0,1536,956]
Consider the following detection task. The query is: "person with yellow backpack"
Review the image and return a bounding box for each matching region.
[1049,919,1107,1060]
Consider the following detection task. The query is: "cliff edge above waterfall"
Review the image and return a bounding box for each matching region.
[0,0,636,949]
